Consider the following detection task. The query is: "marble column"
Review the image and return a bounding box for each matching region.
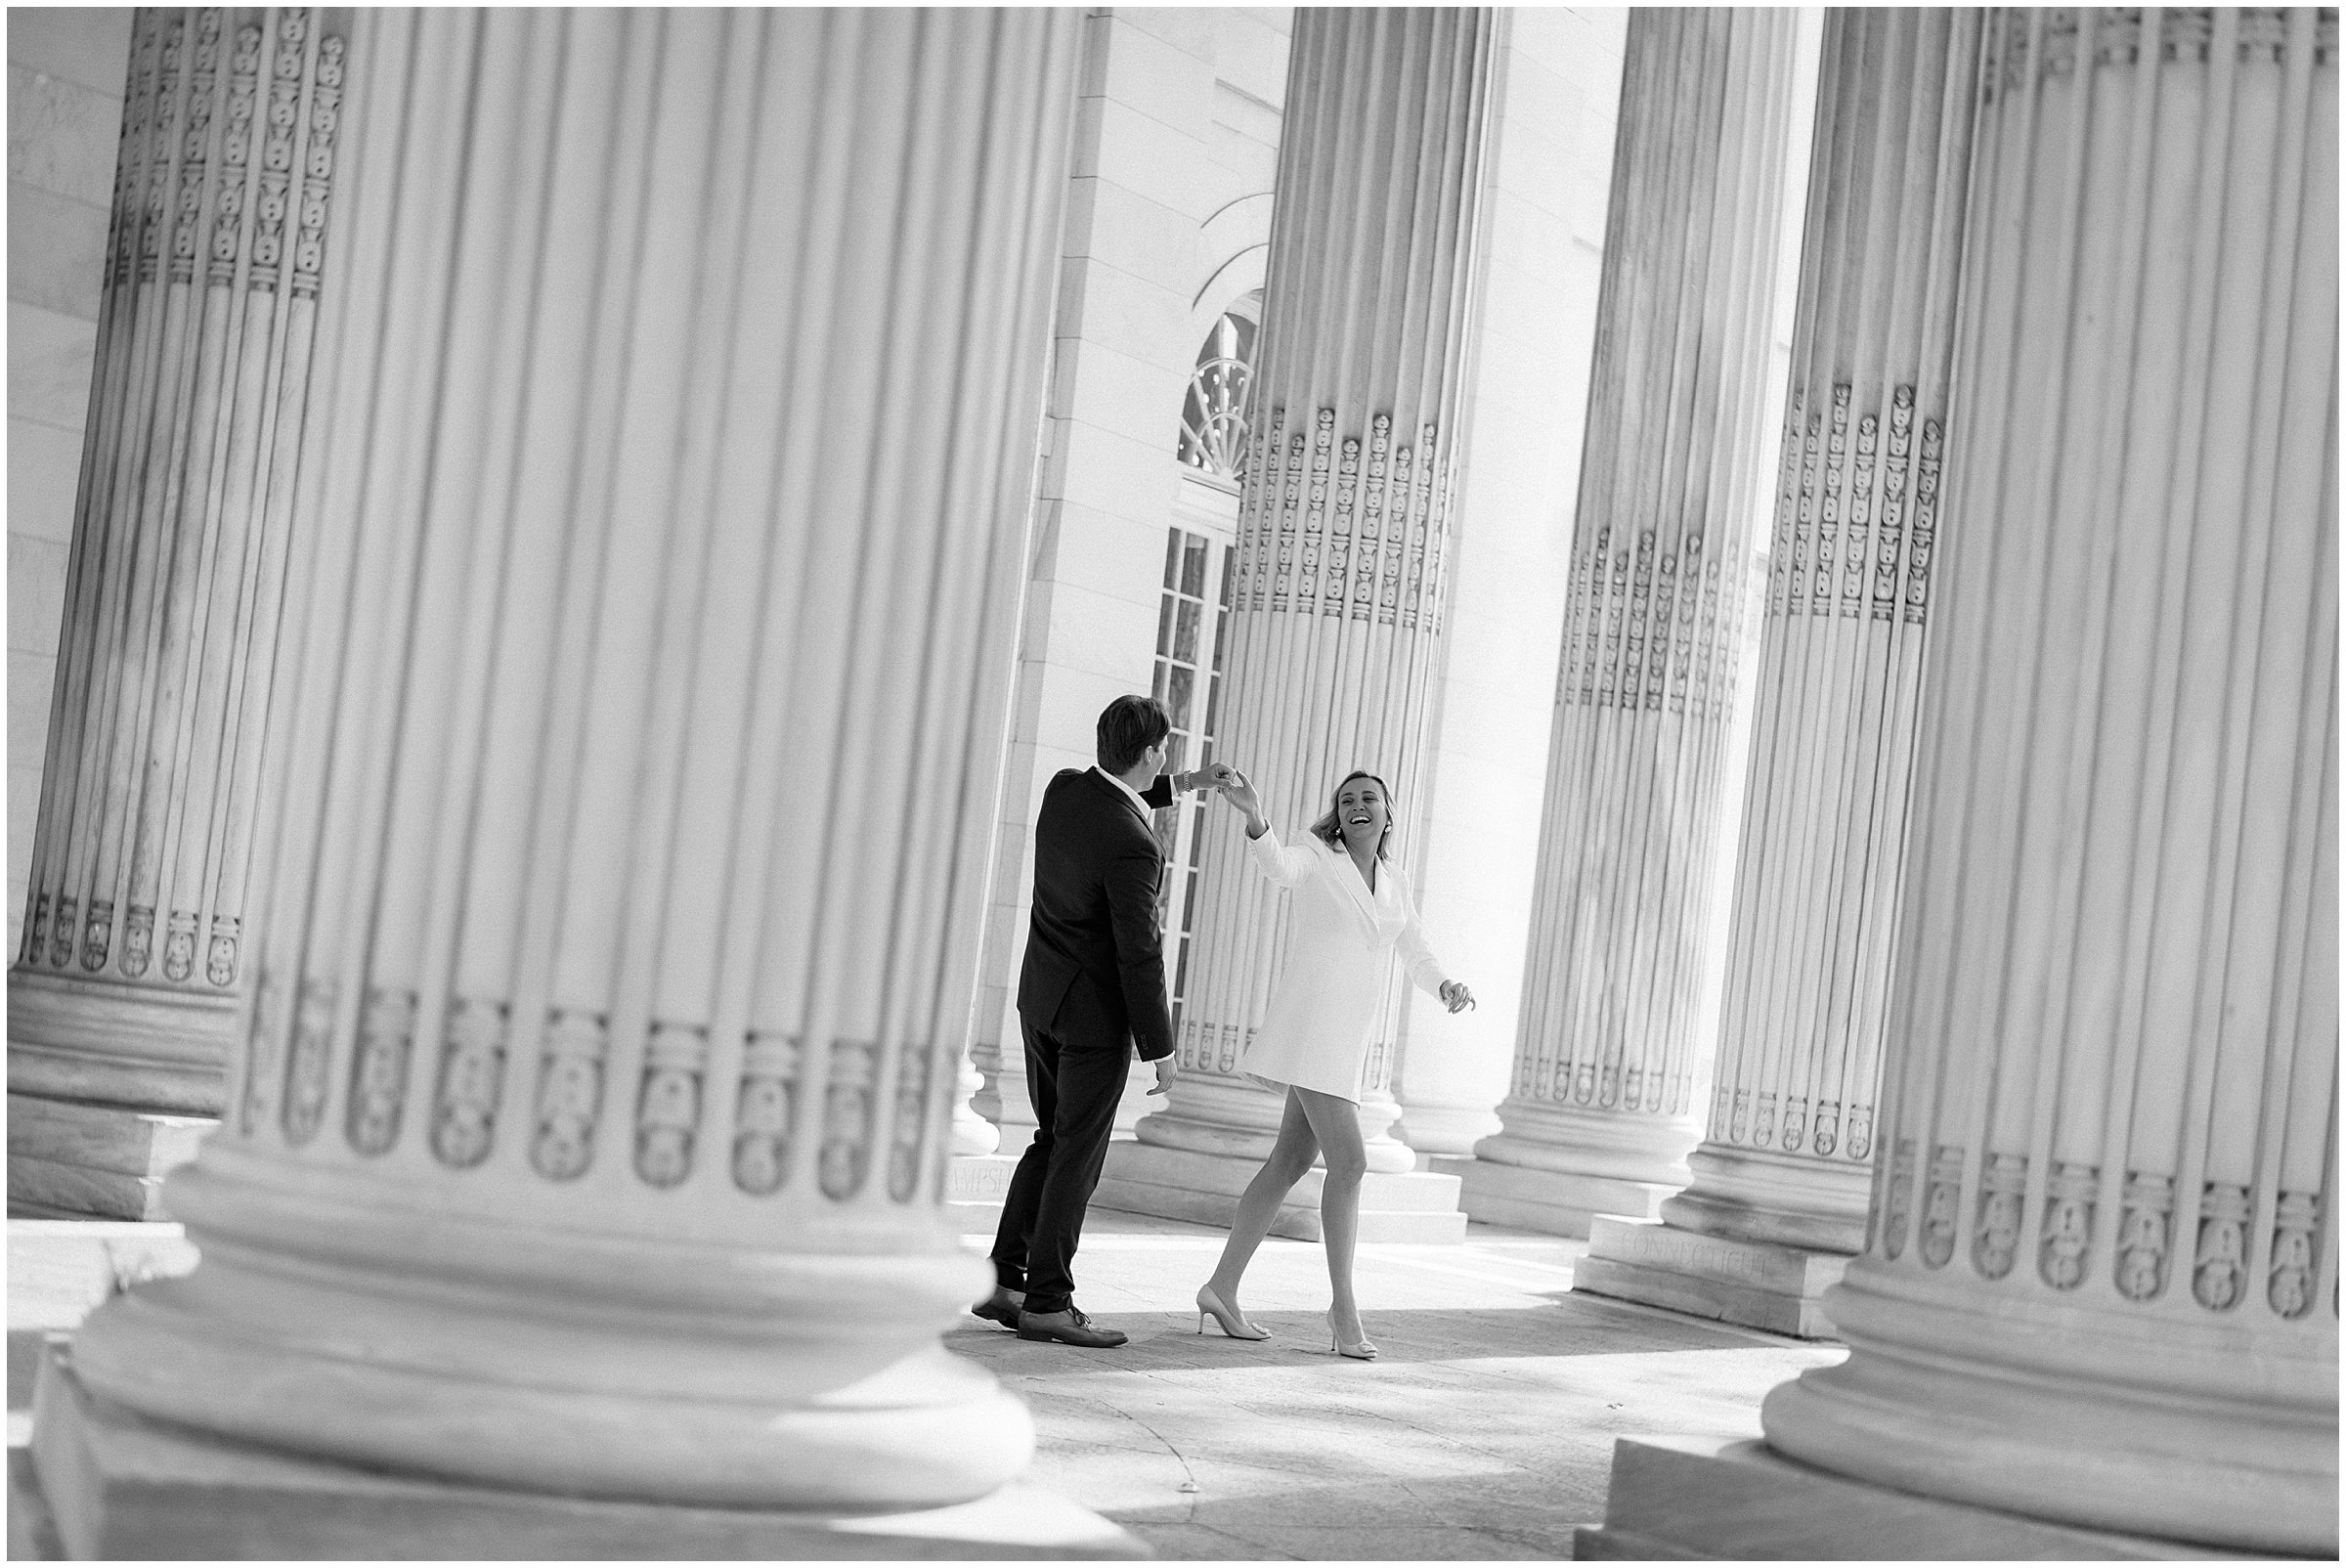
[1095,7,1496,1244]
[1576,10,1983,1335]
[1459,8,1802,1238]
[9,8,352,1217]
[1390,11,1631,1164]
[1748,7,2336,1556]
[31,9,1125,1556]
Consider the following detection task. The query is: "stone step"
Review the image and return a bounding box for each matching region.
[1575,1436,2255,1560]
[6,1097,212,1223]
[7,1220,199,1334]
[1571,1216,1848,1338]
[6,1097,212,1178]
[1096,1142,1468,1243]
[5,1160,166,1223]
[1447,1155,1673,1240]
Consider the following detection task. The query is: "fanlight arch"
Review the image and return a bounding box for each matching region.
[1176,291,1261,487]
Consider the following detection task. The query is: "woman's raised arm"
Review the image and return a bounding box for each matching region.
[1220,768,1313,887]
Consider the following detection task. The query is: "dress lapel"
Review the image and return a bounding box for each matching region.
[1325,838,1379,928]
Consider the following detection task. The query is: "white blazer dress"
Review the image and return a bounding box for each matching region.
[1237,825,1453,1104]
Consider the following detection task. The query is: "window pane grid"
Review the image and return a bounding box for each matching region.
[1151,524,1226,1015]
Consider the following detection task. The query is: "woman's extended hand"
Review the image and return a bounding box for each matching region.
[1439,980,1475,1014]
[1221,767,1263,819]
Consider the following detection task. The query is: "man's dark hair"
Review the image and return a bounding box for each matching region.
[1096,694,1172,775]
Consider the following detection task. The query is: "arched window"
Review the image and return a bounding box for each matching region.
[1176,303,1259,487]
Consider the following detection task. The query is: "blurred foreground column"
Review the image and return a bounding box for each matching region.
[32,9,1135,1559]
[1459,8,1800,1237]
[1576,10,1981,1334]
[1099,7,1496,1243]
[1586,8,2336,1559]
[8,9,339,1216]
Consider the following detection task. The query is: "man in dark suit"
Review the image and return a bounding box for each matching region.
[975,694,1227,1347]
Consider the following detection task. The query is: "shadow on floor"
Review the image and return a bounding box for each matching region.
[948,1292,1804,1372]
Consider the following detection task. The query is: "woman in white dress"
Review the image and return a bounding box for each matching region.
[1191,767,1472,1360]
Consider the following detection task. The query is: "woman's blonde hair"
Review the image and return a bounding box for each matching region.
[1309,769,1395,861]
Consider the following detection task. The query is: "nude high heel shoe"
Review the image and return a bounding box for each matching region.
[1325,1308,1377,1361]
[1195,1284,1271,1340]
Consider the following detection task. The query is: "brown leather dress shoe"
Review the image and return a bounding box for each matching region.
[1016,1305,1129,1347]
[971,1288,1024,1328]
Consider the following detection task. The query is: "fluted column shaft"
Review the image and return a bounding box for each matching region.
[1763,9,2336,1554]
[65,7,1078,1510]
[11,8,350,1117]
[1130,8,1496,1173]
[1465,10,1798,1224]
[1666,10,1982,1254]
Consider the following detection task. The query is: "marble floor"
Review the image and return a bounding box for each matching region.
[947,1208,1846,1560]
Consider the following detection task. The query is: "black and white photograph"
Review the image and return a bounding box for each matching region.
[4,3,2335,1560]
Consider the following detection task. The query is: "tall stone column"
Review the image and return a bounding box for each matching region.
[1576,10,1983,1335]
[1389,11,1631,1164]
[1458,8,1802,1238]
[30,10,1124,1556]
[9,8,352,1217]
[1095,7,1496,1243]
[1747,8,2336,1556]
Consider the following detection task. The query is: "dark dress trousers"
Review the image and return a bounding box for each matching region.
[990,766,1179,1315]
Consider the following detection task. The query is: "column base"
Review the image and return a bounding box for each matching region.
[1573,1216,1847,1338]
[6,1095,214,1221]
[1572,1435,2267,1560]
[1391,1103,1500,1156]
[7,971,235,1114]
[1445,1155,1673,1239]
[1096,1141,1466,1242]
[25,1346,1140,1561]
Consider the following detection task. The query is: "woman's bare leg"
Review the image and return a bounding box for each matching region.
[1293,1087,1369,1339]
[1203,1089,1320,1311]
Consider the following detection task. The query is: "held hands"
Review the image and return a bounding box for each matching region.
[1439,980,1476,1015]
[1148,1055,1178,1096]
[1217,766,1265,826]
[1191,762,1238,792]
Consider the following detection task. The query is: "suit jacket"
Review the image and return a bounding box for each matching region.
[1017,767,1178,1062]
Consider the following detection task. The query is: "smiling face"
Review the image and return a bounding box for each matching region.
[1333,774,1390,853]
